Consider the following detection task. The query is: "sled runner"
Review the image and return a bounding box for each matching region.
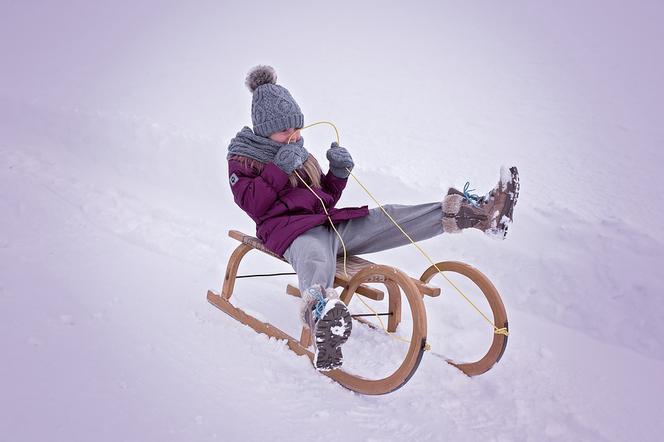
[207,230,509,395]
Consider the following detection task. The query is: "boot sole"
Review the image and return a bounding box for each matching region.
[313,300,353,371]
[498,166,520,238]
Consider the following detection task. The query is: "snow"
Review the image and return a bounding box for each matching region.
[330,317,348,338]
[1,1,664,441]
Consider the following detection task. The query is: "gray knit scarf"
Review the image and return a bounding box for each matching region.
[227,126,307,163]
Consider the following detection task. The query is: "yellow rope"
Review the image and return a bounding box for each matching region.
[290,121,350,278]
[292,170,349,278]
[289,121,508,338]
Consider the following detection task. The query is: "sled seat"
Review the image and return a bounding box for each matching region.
[228,230,440,299]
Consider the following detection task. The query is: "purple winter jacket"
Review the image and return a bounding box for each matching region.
[228,159,369,257]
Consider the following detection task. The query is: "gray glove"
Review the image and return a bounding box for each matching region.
[273,143,308,175]
[326,142,354,178]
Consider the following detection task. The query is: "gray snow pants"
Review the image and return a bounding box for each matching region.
[283,202,444,298]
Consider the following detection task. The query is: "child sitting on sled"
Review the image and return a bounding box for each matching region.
[227,65,519,371]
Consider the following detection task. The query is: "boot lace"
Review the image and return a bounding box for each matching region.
[308,286,327,321]
[463,182,483,207]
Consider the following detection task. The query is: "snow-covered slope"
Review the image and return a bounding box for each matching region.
[2,1,663,441]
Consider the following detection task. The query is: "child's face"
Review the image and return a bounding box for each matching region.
[269,128,301,144]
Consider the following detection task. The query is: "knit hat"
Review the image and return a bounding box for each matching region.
[245,65,304,137]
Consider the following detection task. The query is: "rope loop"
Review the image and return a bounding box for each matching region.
[494,327,509,336]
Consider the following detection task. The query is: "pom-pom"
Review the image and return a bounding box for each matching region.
[245,65,277,92]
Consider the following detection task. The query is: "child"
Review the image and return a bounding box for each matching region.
[227,65,519,371]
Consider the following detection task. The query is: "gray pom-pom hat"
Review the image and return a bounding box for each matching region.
[245,65,304,137]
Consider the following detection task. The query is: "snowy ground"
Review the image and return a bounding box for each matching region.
[2,1,664,441]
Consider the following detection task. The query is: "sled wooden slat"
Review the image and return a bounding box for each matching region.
[227,230,440,298]
[228,229,283,260]
[337,255,440,298]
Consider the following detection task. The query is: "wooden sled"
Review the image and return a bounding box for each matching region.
[207,230,509,395]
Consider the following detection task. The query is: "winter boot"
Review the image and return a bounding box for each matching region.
[301,285,353,371]
[442,166,520,238]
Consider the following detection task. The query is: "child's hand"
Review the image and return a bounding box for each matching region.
[326,142,354,179]
[273,143,308,174]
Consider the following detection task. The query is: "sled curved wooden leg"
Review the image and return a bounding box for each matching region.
[420,261,508,376]
[221,243,253,300]
[333,264,427,395]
